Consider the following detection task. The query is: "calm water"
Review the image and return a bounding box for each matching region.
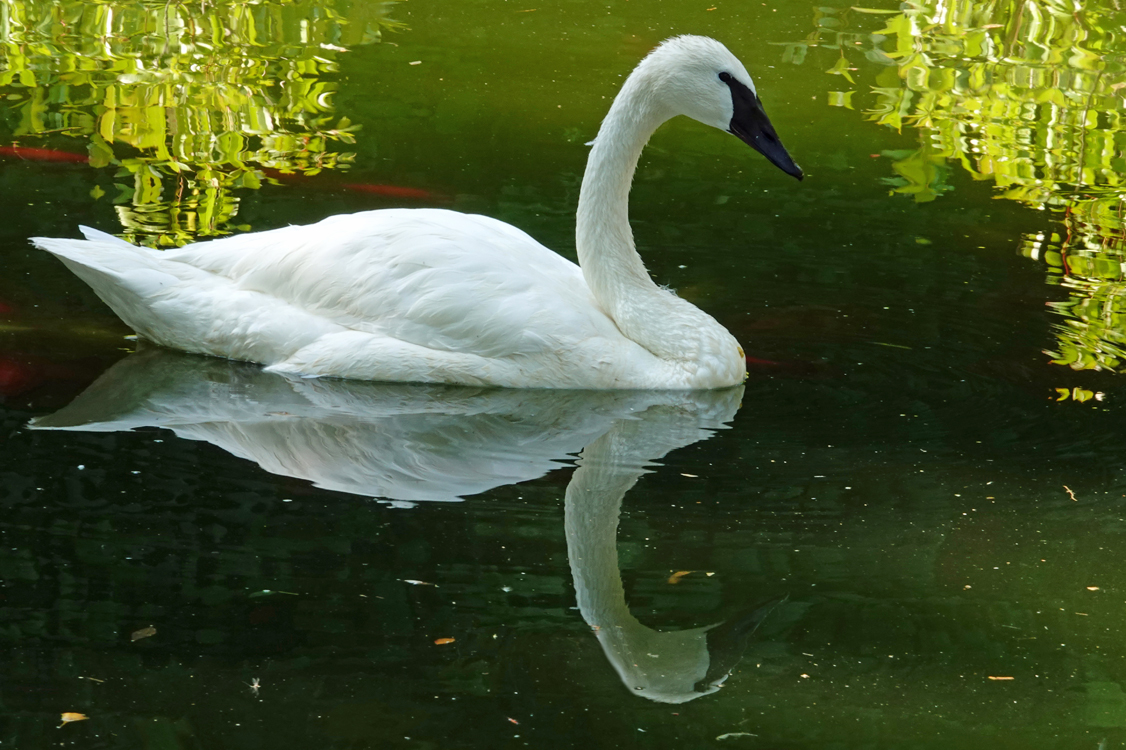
[3,0,1126,747]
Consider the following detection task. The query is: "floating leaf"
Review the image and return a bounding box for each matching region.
[59,713,88,728]
[987,676,1015,681]
[130,626,156,642]
[249,590,299,598]
[667,571,692,584]
[434,637,455,645]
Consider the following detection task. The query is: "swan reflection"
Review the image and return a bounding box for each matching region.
[35,348,777,701]
[566,414,785,703]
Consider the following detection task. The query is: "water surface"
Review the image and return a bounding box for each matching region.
[3,0,1126,747]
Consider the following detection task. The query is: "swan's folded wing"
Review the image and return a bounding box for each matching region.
[165,209,624,358]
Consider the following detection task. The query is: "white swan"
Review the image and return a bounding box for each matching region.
[32,36,801,389]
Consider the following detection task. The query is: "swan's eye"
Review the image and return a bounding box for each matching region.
[718,71,732,83]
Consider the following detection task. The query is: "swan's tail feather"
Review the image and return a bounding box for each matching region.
[33,231,337,365]
[31,233,181,338]
[78,225,133,246]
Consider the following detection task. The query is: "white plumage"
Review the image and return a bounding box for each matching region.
[33,36,801,389]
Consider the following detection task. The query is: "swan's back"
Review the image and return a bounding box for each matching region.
[166,210,600,357]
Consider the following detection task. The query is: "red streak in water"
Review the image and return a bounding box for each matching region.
[0,359,36,397]
[262,169,446,201]
[0,146,88,163]
[339,183,436,200]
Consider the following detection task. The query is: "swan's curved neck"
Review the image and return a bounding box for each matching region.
[573,64,746,388]
[576,72,671,313]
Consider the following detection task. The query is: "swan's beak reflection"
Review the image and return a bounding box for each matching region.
[729,97,804,181]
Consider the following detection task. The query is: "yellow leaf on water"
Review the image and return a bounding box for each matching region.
[667,571,692,584]
[131,626,156,642]
[987,676,1014,680]
[59,713,88,728]
[434,637,455,645]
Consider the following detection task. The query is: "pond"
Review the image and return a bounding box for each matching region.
[3,0,1126,747]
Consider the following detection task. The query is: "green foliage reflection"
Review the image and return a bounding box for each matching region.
[0,0,401,245]
[792,0,1126,370]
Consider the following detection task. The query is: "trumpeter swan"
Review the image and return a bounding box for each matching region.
[33,35,801,389]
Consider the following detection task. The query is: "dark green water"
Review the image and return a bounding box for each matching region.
[4,0,1126,747]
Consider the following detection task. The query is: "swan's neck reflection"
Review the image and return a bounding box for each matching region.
[34,348,767,702]
[566,412,776,704]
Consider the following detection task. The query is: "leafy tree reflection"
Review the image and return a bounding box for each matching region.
[0,0,401,244]
[790,0,1126,370]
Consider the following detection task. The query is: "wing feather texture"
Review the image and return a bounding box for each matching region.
[165,209,622,356]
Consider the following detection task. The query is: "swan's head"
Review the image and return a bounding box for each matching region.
[641,36,803,180]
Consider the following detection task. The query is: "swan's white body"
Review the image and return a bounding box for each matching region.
[34,36,800,389]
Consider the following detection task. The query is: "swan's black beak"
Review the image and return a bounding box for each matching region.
[724,76,803,181]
